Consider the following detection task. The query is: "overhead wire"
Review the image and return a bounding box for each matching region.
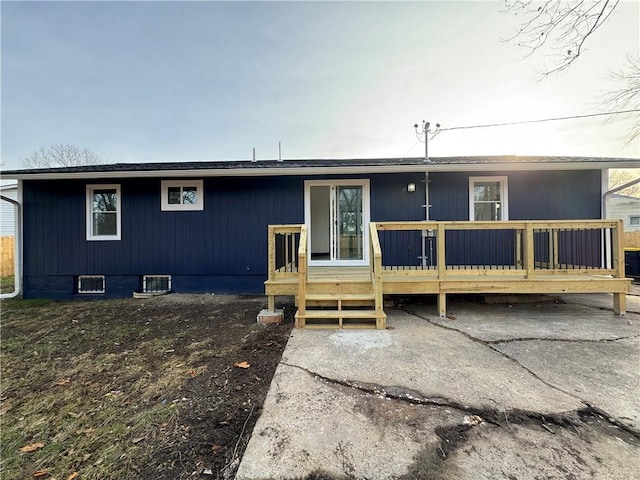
[404,109,639,158]
[435,109,639,132]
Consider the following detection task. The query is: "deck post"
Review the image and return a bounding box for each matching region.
[524,223,535,279]
[266,225,276,312]
[613,293,626,316]
[369,223,385,329]
[296,225,308,328]
[612,219,627,315]
[437,223,446,280]
[437,223,447,317]
[438,292,447,318]
[268,225,276,282]
[552,229,559,269]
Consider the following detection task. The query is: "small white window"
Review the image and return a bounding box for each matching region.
[161,180,203,211]
[77,275,105,294]
[469,176,509,221]
[143,275,172,293]
[630,216,640,226]
[87,184,121,240]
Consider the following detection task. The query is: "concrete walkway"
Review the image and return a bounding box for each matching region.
[237,293,640,480]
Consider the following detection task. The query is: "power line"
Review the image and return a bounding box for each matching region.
[437,109,640,132]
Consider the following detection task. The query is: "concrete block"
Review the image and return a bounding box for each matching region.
[257,309,284,325]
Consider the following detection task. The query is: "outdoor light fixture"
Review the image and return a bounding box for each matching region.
[407,183,416,192]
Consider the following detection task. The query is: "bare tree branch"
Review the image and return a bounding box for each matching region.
[503,0,619,76]
[23,144,102,169]
[503,0,638,142]
[601,55,640,143]
[609,168,640,197]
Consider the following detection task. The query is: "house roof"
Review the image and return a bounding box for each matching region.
[2,155,639,180]
[609,193,640,201]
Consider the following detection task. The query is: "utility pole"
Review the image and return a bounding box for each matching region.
[414,121,440,163]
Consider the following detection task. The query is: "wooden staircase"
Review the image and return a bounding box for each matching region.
[294,271,386,329]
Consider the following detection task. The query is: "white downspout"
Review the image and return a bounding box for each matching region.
[1,182,22,299]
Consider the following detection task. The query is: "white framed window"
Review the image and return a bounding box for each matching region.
[87,184,121,240]
[142,275,172,293]
[77,275,105,294]
[630,215,640,226]
[161,180,203,211]
[469,176,509,221]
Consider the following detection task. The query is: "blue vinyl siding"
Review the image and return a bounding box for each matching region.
[21,169,602,298]
[429,170,602,221]
[428,170,602,267]
[22,173,424,298]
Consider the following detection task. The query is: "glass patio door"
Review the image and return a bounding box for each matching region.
[306,180,369,266]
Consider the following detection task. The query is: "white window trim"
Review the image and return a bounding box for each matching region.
[304,179,370,267]
[469,176,509,221]
[161,180,204,211]
[86,184,121,241]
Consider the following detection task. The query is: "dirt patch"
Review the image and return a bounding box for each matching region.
[1,294,294,480]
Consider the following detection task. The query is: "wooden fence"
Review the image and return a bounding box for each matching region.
[625,231,640,248]
[1,236,15,277]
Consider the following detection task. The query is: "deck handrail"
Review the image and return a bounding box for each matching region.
[376,220,621,231]
[297,225,308,322]
[369,223,384,323]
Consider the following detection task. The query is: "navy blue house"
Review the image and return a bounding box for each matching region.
[3,155,637,299]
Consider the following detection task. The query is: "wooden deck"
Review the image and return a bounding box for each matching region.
[265,221,631,328]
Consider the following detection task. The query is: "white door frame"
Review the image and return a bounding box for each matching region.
[304,179,370,267]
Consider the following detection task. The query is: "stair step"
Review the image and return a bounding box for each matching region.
[304,293,375,301]
[296,309,383,319]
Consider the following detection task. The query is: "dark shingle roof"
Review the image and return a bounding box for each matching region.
[2,155,638,178]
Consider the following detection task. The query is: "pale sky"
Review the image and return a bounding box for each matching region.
[1,1,639,171]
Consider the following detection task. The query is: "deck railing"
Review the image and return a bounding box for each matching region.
[373,220,625,279]
[267,220,626,281]
[267,224,303,281]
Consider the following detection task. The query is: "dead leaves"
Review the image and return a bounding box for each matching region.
[234,361,250,369]
[20,442,45,453]
[32,469,78,479]
[54,378,71,386]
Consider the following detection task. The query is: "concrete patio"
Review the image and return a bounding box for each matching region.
[237,292,640,480]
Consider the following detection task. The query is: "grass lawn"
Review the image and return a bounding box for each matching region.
[0,295,293,479]
[0,276,15,294]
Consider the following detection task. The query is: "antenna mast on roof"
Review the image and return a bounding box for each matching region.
[414,121,441,163]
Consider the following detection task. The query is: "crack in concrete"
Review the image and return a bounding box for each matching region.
[561,300,640,316]
[280,359,640,443]
[403,309,587,399]
[280,360,496,422]
[402,308,640,438]
[484,333,640,345]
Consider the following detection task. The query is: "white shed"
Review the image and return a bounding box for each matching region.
[607,194,640,232]
[0,184,18,236]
